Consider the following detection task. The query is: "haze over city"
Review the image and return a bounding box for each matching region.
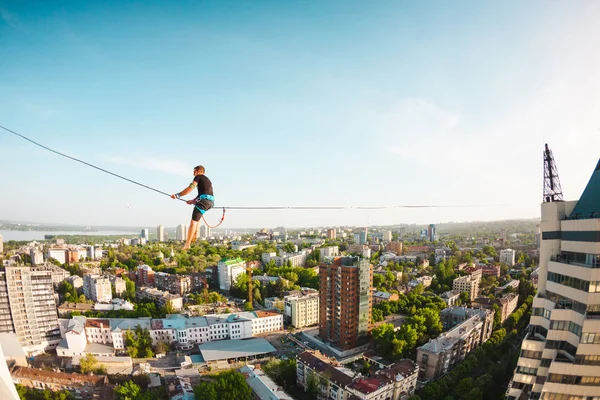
[1,1,600,229]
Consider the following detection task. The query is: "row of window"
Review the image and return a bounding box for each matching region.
[542,394,600,400]
[520,349,543,360]
[550,320,582,336]
[580,332,600,344]
[575,354,600,365]
[547,271,600,293]
[516,366,538,376]
[533,307,552,319]
[545,291,586,315]
[545,340,578,357]
[548,373,600,386]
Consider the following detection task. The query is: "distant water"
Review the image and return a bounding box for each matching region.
[0,230,137,241]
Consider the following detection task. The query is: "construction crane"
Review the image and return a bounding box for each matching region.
[543,143,564,203]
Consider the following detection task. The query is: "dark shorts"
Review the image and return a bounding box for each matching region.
[192,199,214,222]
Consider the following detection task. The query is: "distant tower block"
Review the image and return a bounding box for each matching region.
[543,143,564,203]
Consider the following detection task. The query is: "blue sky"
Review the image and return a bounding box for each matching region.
[1,1,599,229]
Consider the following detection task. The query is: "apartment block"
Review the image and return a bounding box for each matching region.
[284,290,320,328]
[29,250,43,266]
[218,258,246,291]
[472,293,519,323]
[136,264,155,287]
[386,241,403,255]
[507,158,600,400]
[176,224,187,241]
[372,291,399,305]
[137,287,183,311]
[10,367,109,399]
[320,246,340,259]
[452,274,480,301]
[319,257,373,351]
[296,351,418,400]
[440,290,461,306]
[157,225,164,242]
[83,275,112,303]
[416,308,494,381]
[31,263,70,287]
[327,229,337,240]
[109,276,126,296]
[0,267,61,355]
[481,264,501,278]
[155,272,192,295]
[47,248,67,264]
[500,248,516,266]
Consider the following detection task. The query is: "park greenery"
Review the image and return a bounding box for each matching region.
[262,358,297,389]
[123,326,155,358]
[194,370,252,400]
[114,380,165,400]
[79,353,106,374]
[16,386,73,400]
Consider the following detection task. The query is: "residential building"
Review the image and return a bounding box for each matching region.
[29,250,43,266]
[137,287,183,311]
[494,279,520,295]
[472,293,519,323]
[272,251,308,267]
[530,267,540,289]
[240,364,294,400]
[320,246,340,259]
[136,264,155,287]
[155,272,191,295]
[141,229,149,240]
[416,308,494,381]
[440,290,461,307]
[199,224,210,239]
[481,264,501,278]
[66,275,84,290]
[0,266,61,354]
[296,351,418,400]
[327,229,337,240]
[427,224,436,242]
[408,276,433,289]
[500,248,516,266]
[47,248,66,264]
[262,252,277,264]
[0,234,2,254]
[372,291,399,305]
[109,276,126,296]
[319,257,373,351]
[264,297,284,311]
[507,158,600,400]
[83,274,112,303]
[452,274,480,301]
[464,266,483,282]
[176,224,187,241]
[386,241,403,255]
[284,290,320,328]
[354,228,368,245]
[31,263,70,287]
[218,258,246,291]
[157,225,164,242]
[10,367,109,399]
[434,248,450,265]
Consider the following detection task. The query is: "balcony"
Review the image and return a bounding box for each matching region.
[550,255,600,269]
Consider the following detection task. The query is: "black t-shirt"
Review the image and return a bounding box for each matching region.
[193,175,214,197]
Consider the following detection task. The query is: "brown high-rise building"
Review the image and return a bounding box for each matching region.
[319,256,373,351]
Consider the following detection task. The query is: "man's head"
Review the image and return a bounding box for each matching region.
[193,165,205,176]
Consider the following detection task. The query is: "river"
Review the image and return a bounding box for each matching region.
[0,230,137,241]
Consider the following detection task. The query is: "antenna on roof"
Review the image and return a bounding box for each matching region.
[543,143,564,203]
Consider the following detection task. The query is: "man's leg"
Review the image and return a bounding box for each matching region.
[183,220,198,250]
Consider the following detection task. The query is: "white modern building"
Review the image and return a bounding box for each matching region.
[157,225,164,242]
[507,158,600,400]
[176,224,187,241]
[320,246,340,259]
[47,248,66,264]
[500,249,516,266]
[284,290,320,328]
[218,258,246,291]
[199,224,210,239]
[83,274,112,303]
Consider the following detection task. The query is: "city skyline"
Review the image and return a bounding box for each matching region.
[1,1,600,229]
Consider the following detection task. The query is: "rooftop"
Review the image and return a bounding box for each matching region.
[198,338,276,362]
[85,319,110,329]
[11,367,107,386]
[418,314,484,354]
[348,377,385,394]
[297,351,354,387]
[240,365,293,400]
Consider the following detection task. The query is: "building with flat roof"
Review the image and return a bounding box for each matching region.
[452,274,480,301]
[240,364,294,400]
[218,258,246,291]
[137,287,183,311]
[372,291,399,305]
[10,367,110,399]
[198,338,276,364]
[500,248,516,266]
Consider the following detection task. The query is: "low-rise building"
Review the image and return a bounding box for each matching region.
[494,279,520,295]
[440,290,460,307]
[10,367,110,399]
[480,264,501,278]
[240,364,294,400]
[372,291,399,305]
[499,248,516,266]
[408,276,432,289]
[155,272,191,295]
[109,276,126,296]
[472,293,519,323]
[264,297,284,311]
[66,275,83,290]
[137,287,183,311]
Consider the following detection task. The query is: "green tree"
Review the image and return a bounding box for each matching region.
[194,371,251,400]
[79,353,98,374]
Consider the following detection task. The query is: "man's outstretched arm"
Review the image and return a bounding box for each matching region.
[171,182,197,199]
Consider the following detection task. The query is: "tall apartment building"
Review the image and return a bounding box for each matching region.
[157,225,164,242]
[500,248,516,266]
[47,248,67,264]
[83,275,112,303]
[452,274,480,301]
[327,229,336,240]
[284,290,320,328]
[218,258,246,291]
[176,224,187,241]
[319,257,373,351]
[386,241,403,255]
[141,229,149,240]
[155,272,192,295]
[0,267,61,354]
[507,158,600,400]
[199,224,210,239]
[109,276,126,296]
[0,234,3,253]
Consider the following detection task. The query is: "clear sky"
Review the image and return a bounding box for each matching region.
[1,1,599,229]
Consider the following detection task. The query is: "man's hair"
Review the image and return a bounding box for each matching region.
[194,165,205,174]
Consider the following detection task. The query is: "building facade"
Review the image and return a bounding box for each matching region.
[0,267,61,354]
[500,249,516,266]
[157,225,164,242]
[284,291,320,328]
[507,159,600,400]
[218,258,246,291]
[83,274,112,303]
[319,257,373,351]
[452,274,480,301]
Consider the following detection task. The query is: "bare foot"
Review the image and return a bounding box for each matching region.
[182,245,190,251]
